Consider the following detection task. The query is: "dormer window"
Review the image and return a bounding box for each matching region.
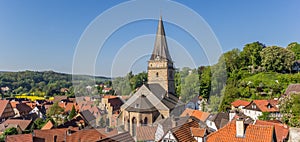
[252,104,256,109]
[135,104,139,108]
[267,104,271,109]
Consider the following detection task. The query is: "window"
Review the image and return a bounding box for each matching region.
[156,72,159,77]
[135,104,139,108]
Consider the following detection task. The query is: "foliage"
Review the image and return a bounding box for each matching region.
[68,105,77,120]
[180,69,200,103]
[240,41,265,69]
[280,94,300,127]
[260,46,295,73]
[0,127,19,142]
[287,42,300,60]
[258,112,271,120]
[47,102,64,125]
[199,66,211,99]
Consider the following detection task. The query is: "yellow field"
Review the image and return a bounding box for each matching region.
[15,95,54,101]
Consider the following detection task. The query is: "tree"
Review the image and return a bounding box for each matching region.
[240,42,265,70]
[180,72,200,103]
[68,105,77,120]
[199,66,211,99]
[223,48,241,73]
[260,46,295,73]
[287,42,300,60]
[47,102,64,125]
[258,112,271,120]
[0,127,18,142]
[280,94,300,127]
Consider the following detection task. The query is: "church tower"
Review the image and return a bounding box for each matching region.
[148,17,176,95]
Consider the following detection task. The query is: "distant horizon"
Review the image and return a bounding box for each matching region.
[1,0,299,76]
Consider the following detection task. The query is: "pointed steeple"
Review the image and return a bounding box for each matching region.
[150,17,172,61]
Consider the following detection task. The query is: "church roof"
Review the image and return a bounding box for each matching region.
[150,17,172,61]
[125,95,157,112]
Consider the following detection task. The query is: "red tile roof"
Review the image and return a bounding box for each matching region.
[136,126,157,141]
[180,108,210,121]
[255,120,289,142]
[103,95,117,99]
[0,100,14,118]
[253,100,279,112]
[66,129,106,142]
[6,134,33,142]
[231,100,250,107]
[34,127,79,142]
[41,120,53,130]
[2,119,32,131]
[190,127,206,137]
[206,120,275,142]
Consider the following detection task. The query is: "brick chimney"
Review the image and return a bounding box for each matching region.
[236,118,245,138]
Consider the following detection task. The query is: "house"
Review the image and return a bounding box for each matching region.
[6,133,33,142]
[255,120,289,142]
[0,119,32,132]
[205,112,229,132]
[33,127,79,142]
[243,99,281,120]
[283,84,300,97]
[0,100,15,122]
[159,120,200,142]
[190,127,207,142]
[0,123,22,134]
[136,126,157,142]
[206,118,276,142]
[15,103,32,117]
[100,95,123,126]
[231,100,250,110]
[29,105,46,119]
[80,110,97,127]
[180,108,210,122]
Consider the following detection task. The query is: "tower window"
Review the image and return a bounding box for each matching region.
[156,72,159,77]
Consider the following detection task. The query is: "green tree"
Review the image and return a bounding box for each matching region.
[280,94,300,127]
[287,42,300,60]
[260,46,295,73]
[47,102,64,125]
[199,66,211,99]
[0,127,19,142]
[240,42,265,70]
[68,105,77,120]
[258,112,271,120]
[181,72,200,103]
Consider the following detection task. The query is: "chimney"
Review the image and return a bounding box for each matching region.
[229,110,236,121]
[236,118,245,138]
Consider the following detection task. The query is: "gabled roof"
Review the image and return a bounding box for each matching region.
[208,112,229,129]
[150,17,172,61]
[66,129,105,142]
[6,134,33,142]
[41,120,53,130]
[231,100,251,107]
[2,119,32,131]
[255,120,289,142]
[97,132,134,142]
[206,120,275,142]
[284,84,300,96]
[244,100,279,112]
[80,110,96,126]
[34,127,79,142]
[161,120,199,142]
[16,103,32,113]
[0,100,13,118]
[136,126,157,141]
[190,127,206,137]
[180,108,210,122]
[125,95,157,112]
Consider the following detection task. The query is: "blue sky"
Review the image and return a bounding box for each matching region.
[0,0,299,77]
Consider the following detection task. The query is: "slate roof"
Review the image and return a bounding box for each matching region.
[154,116,190,134]
[206,120,275,142]
[16,103,32,114]
[208,112,229,129]
[284,84,300,96]
[97,132,134,142]
[6,134,33,142]
[125,95,157,112]
[150,17,172,61]
[80,110,96,127]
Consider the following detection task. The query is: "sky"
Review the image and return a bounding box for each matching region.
[0,0,299,77]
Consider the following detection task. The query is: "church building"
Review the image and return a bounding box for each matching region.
[118,17,184,136]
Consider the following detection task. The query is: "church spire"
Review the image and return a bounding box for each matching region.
[150,17,172,61]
